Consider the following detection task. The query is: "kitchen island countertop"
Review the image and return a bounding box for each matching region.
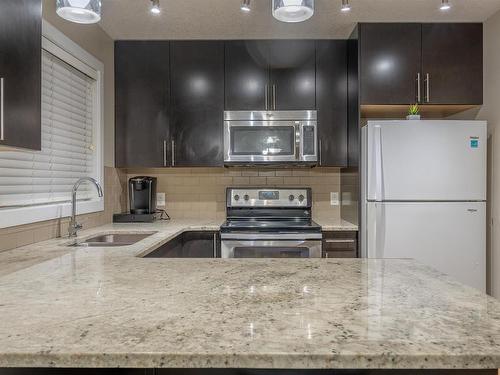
[0,219,499,369]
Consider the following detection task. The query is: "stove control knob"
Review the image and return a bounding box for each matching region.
[234,194,240,201]
[289,195,295,201]
[298,194,305,202]
[244,194,250,201]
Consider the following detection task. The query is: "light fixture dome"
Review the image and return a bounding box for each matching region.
[56,0,101,24]
[272,0,314,23]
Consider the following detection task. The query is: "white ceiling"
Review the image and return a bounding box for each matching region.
[99,0,500,40]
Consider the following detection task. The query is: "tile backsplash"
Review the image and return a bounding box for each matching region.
[124,167,342,222]
[0,167,126,253]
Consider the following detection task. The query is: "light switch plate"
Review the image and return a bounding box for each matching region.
[330,192,339,206]
[157,193,166,208]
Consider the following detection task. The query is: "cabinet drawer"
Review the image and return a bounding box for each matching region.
[322,231,358,258]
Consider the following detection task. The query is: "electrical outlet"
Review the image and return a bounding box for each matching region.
[157,193,166,208]
[330,192,339,206]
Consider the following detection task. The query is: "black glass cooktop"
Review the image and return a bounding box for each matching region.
[221,219,321,233]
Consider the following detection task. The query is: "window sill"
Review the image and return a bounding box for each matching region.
[0,199,105,229]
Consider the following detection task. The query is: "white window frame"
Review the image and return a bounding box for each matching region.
[0,21,104,229]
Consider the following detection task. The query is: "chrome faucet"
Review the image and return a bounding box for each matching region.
[68,177,103,238]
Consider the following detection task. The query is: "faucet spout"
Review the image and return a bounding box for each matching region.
[68,177,103,238]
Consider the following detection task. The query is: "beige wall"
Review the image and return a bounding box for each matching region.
[125,168,342,222]
[42,0,115,167]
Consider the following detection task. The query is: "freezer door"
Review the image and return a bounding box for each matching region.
[364,201,486,291]
[366,121,486,201]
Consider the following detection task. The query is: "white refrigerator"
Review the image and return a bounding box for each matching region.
[361,120,487,291]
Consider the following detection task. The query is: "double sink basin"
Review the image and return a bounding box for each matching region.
[70,233,155,247]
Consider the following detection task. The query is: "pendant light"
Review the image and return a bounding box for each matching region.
[241,0,251,12]
[150,0,161,14]
[440,0,451,10]
[56,0,101,24]
[341,0,351,12]
[272,0,314,23]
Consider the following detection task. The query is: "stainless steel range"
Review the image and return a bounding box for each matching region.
[220,187,322,258]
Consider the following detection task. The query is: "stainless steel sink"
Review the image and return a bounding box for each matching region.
[70,233,155,247]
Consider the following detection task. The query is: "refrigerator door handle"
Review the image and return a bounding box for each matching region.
[373,125,383,201]
[374,202,385,258]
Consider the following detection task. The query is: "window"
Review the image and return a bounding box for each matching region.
[0,22,104,228]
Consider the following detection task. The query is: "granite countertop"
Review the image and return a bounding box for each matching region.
[315,218,358,231]
[0,219,499,369]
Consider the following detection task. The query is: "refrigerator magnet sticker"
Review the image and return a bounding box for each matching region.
[470,137,479,148]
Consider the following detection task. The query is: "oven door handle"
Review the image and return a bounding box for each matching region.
[220,233,323,240]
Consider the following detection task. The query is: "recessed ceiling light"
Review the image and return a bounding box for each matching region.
[56,0,101,24]
[272,0,314,23]
[341,0,351,12]
[241,0,251,12]
[440,0,451,10]
[150,0,161,14]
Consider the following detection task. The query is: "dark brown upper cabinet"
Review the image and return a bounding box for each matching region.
[115,41,170,168]
[225,41,269,111]
[421,23,483,105]
[225,40,316,111]
[267,40,316,110]
[359,23,483,106]
[0,0,41,150]
[359,23,422,105]
[170,41,225,167]
[316,40,348,167]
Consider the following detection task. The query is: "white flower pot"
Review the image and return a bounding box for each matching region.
[406,114,421,120]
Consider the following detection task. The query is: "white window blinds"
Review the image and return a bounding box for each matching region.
[0,50,97,208]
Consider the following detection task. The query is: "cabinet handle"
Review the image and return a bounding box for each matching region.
[163,140,167,167]
[0,77,4,141]
[325,239,356,244]
[272,84,276,110]
[265,84,269,110]
[171,140,175,167]
[213,233,217,258]
[425,73,430,103]
[416,73,421,103]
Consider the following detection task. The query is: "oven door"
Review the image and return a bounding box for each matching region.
[224,120,299,163]
[221,236,322,258]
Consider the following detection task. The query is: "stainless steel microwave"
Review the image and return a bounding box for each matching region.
[224,110,318,165]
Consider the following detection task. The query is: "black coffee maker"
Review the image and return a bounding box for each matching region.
[113,176,158,223]
[129,176,157,214]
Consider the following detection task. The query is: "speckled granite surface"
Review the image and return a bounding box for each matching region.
[315,218,358,231]
[0,219,498,369]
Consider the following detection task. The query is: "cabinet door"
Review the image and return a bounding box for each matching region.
[322,231,358,258]
[171,41,224,167]
[359,23,422,105]
[115,41,170,168]
[421,23,483,105]
[268,40,316,110]
[316,40,348,167]
[225,41,269,110]
[0,0,41,150]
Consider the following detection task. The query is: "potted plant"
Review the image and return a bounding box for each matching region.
[406,104,421,120]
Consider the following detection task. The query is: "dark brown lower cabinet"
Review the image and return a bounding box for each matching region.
[322,231,358,258]
[144,231,219,258]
